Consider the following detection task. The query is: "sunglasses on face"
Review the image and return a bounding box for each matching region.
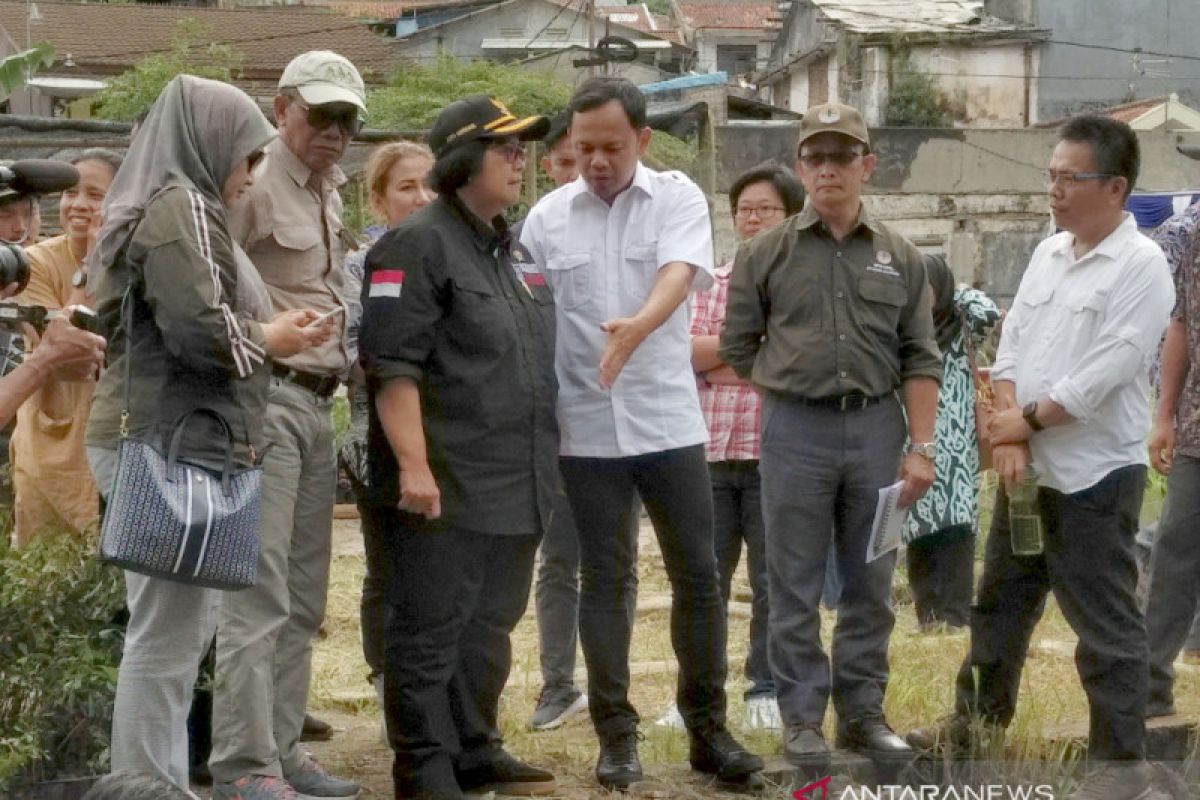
[798,150,863,169]
[294,100,363,136]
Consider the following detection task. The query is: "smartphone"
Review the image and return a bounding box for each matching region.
[308,306,345,326]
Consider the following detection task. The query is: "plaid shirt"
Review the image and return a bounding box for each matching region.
[690,262,760,462]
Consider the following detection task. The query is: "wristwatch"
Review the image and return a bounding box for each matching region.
[1022,401,1044,432]
[71,268,87,289]
[907,442,937,461]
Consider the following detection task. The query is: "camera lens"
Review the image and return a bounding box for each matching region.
[0,244,29,293]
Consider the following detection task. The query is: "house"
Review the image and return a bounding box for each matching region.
[758,0,1047,127]
[0,0,401,116]
[389,0,691,78]
[984,0,1200,123]
[1036,94,1200,133]
[670,0,777,81]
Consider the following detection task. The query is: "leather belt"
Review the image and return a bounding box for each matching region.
[796,393,885,412]
[272,365,339,398]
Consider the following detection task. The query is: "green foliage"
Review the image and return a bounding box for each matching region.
[885,51,952,128]
[641,0,671,14]
[646,131,699,176]
[91,20,244,121]
[367,53,572,130]
[0,530,125,791]
[0,43,55,104]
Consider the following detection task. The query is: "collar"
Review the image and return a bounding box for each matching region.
[266,137,347,192]
[443,194,509,253]
[791,201,884,238]
[570,161,655,205]
[1052,212,1137,261]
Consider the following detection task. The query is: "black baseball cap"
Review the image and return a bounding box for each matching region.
[428,95,550,158]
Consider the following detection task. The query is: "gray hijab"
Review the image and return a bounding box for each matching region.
[90,74,276,274]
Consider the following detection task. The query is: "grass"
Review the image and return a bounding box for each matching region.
[307,477,1199,797]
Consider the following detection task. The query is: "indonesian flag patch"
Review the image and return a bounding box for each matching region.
[369,269,405,299]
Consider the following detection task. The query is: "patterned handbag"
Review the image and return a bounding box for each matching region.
[98,285,262,590]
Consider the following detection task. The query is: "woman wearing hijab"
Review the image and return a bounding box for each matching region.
[903,254,1000,632]
[84,75,332,796]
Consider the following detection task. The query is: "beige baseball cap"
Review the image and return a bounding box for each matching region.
[798,102,870,149]
[279,50,366,111]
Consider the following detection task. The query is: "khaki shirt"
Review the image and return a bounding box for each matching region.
[229,137,353,375]
[719,203,942,398]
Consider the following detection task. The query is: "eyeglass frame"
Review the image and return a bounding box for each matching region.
[734,204,787,220]
[287,95,364,137]
[487,138,528,164]
[798,149,865,169]
[1041,170,1117,188]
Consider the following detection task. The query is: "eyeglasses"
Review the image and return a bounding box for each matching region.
[735,205,786,220]
[799,150,863,169]
[1042,170,1115,188]
[293,99,363,136]
[489,139,528,164]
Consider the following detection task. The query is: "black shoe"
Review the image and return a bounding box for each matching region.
[836,716,912,759]
[596,731,643,791]
[783,724,830,769]
[189,762,213,787]
[299,713,334,742]
[456,750,557,796]
[689,727,764,783]
[906,713,1002,755]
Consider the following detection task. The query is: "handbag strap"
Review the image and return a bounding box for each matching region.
[167,408,238,496]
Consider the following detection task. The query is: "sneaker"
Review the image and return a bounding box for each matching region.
[596,730,644,790]
[743,696,783,731]
[653,703,687,731]
[284,756,360,798]
[299,713,334,743]
[212,776,299,800]
[529,686,588,731]
[457,750,557,796]
[1065,762,1153,800]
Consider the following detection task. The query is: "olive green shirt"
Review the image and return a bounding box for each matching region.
[719,203,941,398]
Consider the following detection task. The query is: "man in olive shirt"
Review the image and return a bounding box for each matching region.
[719,103,940,768]
[210,51,363,800]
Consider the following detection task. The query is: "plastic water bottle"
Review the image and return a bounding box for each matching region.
[1008,467,1043,556]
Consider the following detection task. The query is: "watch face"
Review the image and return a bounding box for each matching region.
[72,269,86,288]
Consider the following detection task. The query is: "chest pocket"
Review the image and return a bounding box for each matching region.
[624,243,657,303]
[857,274,907,335]
[545,253,591,311]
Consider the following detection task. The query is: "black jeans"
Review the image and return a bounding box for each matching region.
[560,444,728,739]
[955,465,1148,761]
[377,509,539,800]
[906,525,975,628]
[359,494,390,679]
[710,459,773,698]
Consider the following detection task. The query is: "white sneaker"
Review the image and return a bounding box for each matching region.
[743,696,783,731]
[653,704,687,731]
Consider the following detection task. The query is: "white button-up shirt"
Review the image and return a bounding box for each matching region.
[992,213,1173,493]
[521,163,715,457]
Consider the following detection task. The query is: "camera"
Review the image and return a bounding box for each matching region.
[0,302,102,336]
[0,242,30,293]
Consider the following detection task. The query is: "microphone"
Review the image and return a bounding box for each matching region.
[0,160,81,197]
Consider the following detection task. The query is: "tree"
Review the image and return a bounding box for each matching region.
[884,51,952,128]
[0,44,54,105]
[91,20,243,121]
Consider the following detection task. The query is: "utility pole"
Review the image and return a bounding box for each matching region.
[587,0,596,78]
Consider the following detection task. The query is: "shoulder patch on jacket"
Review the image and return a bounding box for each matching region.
[369,269,405,299]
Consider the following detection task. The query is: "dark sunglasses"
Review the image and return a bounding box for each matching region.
[294,99,363,136]
[799,150,863,169]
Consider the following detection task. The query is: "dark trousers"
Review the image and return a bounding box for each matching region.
[359,494,389,678]
[906,525,975,628]
[377,509,539,800]
[760,394,906,727]
[954,465,1148,761]
[710,459,773,698]
[560,444,728,739]
[1146,455,1200,708]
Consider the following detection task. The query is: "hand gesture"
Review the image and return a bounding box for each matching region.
[398,461,441,520]
[598,317,647,389]
[30,308,106,382]
[263,309,334,358]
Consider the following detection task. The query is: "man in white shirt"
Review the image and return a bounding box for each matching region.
[521,77,763,791]
[907,115,1174,800]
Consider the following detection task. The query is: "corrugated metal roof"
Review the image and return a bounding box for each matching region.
[812,0,1024,35]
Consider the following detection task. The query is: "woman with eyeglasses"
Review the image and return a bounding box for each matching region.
[359,96,559,800]
[652,162,805,733]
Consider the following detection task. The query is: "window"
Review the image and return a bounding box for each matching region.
[716,44,757,77]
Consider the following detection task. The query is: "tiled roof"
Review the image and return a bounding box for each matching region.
[304,0,487,19]
[811,0,1029,35]
[0,0,401,77]
[1035,96,1172,129]
[593,3,683,44]
[675,2,777,30]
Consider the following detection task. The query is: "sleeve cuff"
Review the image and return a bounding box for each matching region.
[368,359,424,386]
[900,364,943,384]
[1049,377,1092,423]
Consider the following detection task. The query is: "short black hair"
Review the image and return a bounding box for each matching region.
[70,148,124,177]
[428,139,487,196]
[81,772,191,800]
[729,162,806,218]
[1058,114,1139,199]
[569,77,646,129]
[544,111,571,150]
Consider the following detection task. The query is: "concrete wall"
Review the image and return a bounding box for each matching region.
[713,125,1200,303]
[1031,0,1200,122]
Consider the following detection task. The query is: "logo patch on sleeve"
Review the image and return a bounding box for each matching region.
[369,269,405,298]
